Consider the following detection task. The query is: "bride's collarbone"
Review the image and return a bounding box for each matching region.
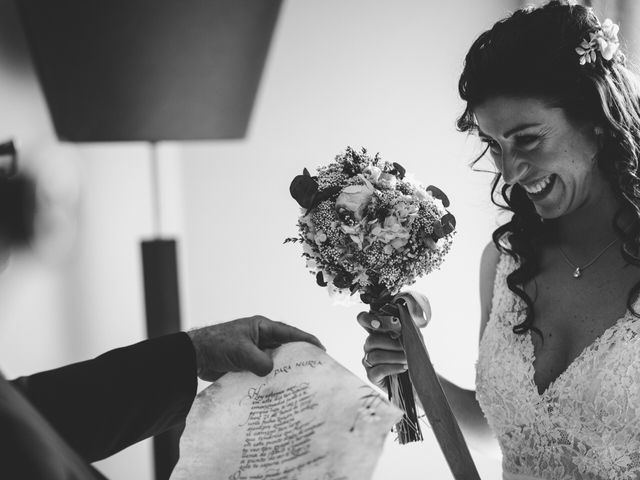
[522,259,640,393]
[526,266,633,334]
[527,248,638,312]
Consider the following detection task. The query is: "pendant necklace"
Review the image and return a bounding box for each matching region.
[558,237,619,279]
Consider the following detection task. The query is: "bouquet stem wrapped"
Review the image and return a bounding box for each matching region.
[362,291,480,477]
[361,292,424,443]
[385,369,421,443]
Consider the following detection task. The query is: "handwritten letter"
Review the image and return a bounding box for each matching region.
[171,342,402,480]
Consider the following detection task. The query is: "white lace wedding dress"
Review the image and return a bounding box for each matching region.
[476,253,640,480]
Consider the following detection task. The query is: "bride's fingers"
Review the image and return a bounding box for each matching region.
[357,311,401,335]
[366,364,408,385]
[357,311,375,330]
[365,349,407,366]
[364,332,403,352]
[358,311,393,329]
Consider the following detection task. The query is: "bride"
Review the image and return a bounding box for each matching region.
[360,2,640,479]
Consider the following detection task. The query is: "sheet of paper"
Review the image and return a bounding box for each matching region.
[171,342,402,480]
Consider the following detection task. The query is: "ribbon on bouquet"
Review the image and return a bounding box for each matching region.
[363,290,480,480]
[367,291,429,443]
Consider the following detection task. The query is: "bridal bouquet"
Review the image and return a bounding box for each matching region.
[287,147,456,442]
[286,147,454,305]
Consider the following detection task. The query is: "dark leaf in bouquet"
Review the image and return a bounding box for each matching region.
[375,206,390,224]
[432,219,445,239]
[360,284,392,309]
[427,185,450,208]
[316,271,328,287]
[392,162,406,179]
[290,171,319,209]
[333,273,353,289]
[441,212,456,236]
[419,229,437,247]
[343,162,359,177]
[360,291,383,305]
[303,168,319,181]
[374,290,393,308]
[309,185,342,211]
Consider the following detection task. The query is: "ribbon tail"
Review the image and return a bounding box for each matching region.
[396,300,481,479]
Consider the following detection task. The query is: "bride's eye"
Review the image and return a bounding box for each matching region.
[514,134,540,150]
[480,138,500,155]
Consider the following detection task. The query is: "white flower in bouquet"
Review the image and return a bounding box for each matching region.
[335,179,375,221]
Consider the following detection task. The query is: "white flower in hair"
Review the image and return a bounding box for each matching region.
[598,18,620,60]
[575,18,620,65]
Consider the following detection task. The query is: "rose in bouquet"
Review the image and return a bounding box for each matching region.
[286,147,456,442]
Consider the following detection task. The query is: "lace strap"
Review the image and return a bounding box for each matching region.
[489,251,519,321]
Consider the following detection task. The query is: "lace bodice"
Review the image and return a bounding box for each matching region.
[476,253,640,480]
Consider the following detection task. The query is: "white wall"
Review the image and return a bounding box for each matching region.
[0,1,519,479]
[178,1,512,479]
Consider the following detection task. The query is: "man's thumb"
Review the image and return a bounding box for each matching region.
[243,343,274,377]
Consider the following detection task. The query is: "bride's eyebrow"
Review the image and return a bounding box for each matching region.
[477,123,543,140]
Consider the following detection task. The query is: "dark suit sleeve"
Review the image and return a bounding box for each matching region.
[9,332,198,463]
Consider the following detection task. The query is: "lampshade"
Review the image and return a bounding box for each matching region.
[17,0,282,142]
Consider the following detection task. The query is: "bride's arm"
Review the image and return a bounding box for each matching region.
[417,242,501,457]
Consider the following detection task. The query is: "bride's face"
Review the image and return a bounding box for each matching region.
[473,95,607,219]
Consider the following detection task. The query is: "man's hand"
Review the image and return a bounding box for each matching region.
[187,316,324,382]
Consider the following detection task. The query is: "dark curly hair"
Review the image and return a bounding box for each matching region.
[457,0,640,340]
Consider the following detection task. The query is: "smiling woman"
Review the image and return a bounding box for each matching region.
[359,1,640,479]
[473,96,606,220]
[459,2,640,478]
[457,0,640,335]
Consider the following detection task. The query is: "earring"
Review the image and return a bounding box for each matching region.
[594,126,604,136]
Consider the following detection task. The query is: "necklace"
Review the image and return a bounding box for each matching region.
[558,237,619,279]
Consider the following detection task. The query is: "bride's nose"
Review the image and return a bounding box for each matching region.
[500,151,530,185]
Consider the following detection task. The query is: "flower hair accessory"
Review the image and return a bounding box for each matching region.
[575,18,620,65]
